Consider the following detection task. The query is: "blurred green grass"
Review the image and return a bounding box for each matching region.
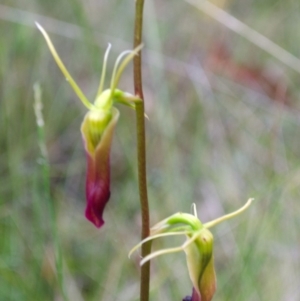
[1,0,300,300]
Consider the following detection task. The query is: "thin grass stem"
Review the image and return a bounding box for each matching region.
[33,83,68,301]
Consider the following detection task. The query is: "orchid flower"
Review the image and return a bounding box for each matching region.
[129,198,253,301]
[36,23,142,228]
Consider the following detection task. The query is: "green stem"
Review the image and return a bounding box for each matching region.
[136,103,151,301]
[133,1,151,301]
[133,0,144,99]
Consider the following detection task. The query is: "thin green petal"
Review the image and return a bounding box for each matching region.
[110,44,143,93]
[128,230,192,259]
[36,22,94,110]
[204,198,254,229]
[97,44,112,97]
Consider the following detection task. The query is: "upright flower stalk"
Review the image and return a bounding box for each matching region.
[130,199,254,301]
[132,1,152,301]
[37,23,142,228]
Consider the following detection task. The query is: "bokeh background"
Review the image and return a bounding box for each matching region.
[1,0,300,300]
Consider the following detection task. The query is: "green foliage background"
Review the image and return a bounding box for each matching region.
[1,0,300,300]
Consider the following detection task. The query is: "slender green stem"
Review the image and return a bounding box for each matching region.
[133,1,151,301]
[133,0,144,99]
[135,101,151,301]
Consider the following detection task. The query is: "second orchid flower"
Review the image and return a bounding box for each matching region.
[129,198,253,301]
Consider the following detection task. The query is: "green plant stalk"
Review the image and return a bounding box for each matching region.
[133,1,151,301]
[133,0,144,98]
[33,83,68,301]
[135,102,151,301]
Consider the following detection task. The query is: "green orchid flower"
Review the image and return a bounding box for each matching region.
[129,198,253,301]
[36,23,142,228]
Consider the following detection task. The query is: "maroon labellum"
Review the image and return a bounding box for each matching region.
[81,108,120,228]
